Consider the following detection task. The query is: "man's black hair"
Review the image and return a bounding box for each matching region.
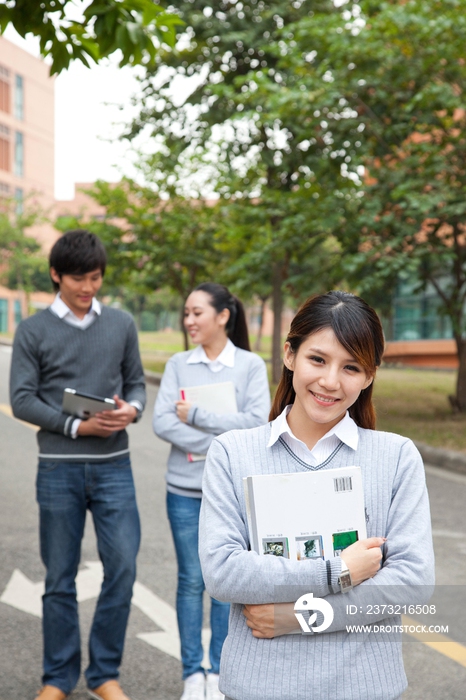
[49,229,107,291]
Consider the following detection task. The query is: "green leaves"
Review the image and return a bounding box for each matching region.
[0,1,183,74]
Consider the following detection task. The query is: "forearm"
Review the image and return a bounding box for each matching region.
[153,411,215,453]
[12,393,72,435]
[188,405,270,434]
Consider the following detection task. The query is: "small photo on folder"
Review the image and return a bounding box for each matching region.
[179,381,238,462]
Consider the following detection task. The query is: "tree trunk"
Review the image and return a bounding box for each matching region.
[271,264,284,385]
[450,337,466,412]
[254,297,268,352]
[180,304,189,351]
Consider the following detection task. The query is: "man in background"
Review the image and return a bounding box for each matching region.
[10,230,146,700]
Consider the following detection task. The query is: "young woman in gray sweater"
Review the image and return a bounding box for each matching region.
[153,283,270,700]
[199,291,435,700]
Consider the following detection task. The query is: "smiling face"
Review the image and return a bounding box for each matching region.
[284,326,373,446]
[50,267,103,319]
[183,290,229,347]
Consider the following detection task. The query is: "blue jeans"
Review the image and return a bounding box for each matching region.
[36,457,141,694]
[166,491,230,679]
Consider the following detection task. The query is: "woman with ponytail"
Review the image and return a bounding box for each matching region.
[199,291,434,700]
[153,283,270,700]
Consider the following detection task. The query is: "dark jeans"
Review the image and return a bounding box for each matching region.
[36,456,140,694]
[166,491,230,679]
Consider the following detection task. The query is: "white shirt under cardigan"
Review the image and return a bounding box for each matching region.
[186,337,237,372]
[199,420,435,700]
[268,405,359,466]
[153,343,270,498]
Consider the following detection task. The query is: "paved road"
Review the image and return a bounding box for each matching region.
[1,345,465,699]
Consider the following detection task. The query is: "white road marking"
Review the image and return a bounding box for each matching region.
[0,561,211,666]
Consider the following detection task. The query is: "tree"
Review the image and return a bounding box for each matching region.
[0,0,182,74]
[246,0,466,408]
[56,179,225,347]
[123,0,347,381]
[0,196,50,306]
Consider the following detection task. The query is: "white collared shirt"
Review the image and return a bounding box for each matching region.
[50,292,101,330]
[186,337,237,373]
[267,405,359,466]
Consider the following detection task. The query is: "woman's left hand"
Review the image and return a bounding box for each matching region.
[243,603,300,638]
[175,400,191,423]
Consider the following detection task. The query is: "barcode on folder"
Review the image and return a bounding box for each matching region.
[334,476,353,492]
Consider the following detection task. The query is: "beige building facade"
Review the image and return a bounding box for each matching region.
[0,37,56,332]
[0,36,55,206]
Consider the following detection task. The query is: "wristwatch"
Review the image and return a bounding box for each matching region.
[338,557,353,593]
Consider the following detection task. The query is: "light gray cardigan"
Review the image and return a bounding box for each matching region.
[153,348,270,496]
[199,424,435,700]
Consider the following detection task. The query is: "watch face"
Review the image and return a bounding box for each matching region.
[340,572,352,590]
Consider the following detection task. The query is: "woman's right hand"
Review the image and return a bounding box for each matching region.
[341,537,386,586]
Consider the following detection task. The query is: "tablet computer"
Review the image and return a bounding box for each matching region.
[62,388,116,418]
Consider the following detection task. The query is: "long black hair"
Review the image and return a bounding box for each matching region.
[270,291,385,429]
[193,282,251,351]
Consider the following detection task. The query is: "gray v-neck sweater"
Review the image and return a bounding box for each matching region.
[10,306,146,461]
[199,423,435,700]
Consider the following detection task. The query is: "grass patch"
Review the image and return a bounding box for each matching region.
[374,368,466,452]
[138,330,272,371]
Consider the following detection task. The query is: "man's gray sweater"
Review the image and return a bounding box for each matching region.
[10,306,146,461]
[199,424,435,700]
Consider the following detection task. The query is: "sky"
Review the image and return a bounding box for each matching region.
[4,25,143,201]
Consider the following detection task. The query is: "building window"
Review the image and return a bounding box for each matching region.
[0,299,8,333]
[14,131,23,177]
[390,279,454,341]
[0,181,9,196]
[14,75,24,120]
[0,64,10,114]
[14,299,22,327]
[15,187,23,214]
[0,124,10,172]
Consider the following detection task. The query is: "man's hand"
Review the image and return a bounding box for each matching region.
[77,416,114,438]
[77,395,137,437]
[94,394,137,432]
[243,603,300,639]
[175,400,191,423]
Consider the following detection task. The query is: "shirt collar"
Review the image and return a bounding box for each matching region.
[267,405,359,451]
[50,292,101,319]
[186,337,236,368]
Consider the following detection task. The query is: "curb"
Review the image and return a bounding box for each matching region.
[414,441,466,476]
[0,337,12,346]
[144,370,162,386]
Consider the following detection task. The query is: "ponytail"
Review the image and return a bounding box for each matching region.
[270,366,295,420]
[193,282,251,351]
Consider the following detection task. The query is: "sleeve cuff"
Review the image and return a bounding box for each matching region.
[187,406,198,426]
[328,556,343,594]
[71,418,82,439]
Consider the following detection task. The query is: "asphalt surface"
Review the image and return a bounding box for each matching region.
[1,345,466,699]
